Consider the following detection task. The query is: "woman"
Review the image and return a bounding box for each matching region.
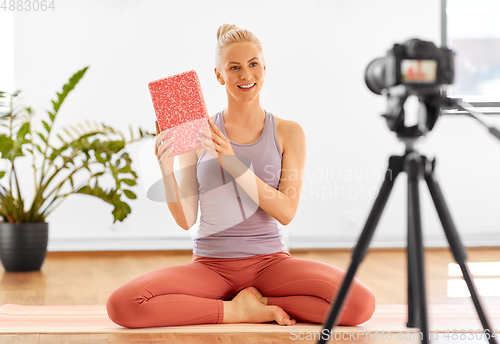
[106,24,376,328]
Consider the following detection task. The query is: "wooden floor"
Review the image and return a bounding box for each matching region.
[1,247,499,343]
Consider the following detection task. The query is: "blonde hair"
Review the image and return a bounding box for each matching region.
[215,24,264,70]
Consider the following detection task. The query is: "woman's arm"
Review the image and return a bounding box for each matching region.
[162,150,200,230]
[204,119,306,226]
[233,121,306,225]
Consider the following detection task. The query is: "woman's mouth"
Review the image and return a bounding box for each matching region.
[237,83,256,91]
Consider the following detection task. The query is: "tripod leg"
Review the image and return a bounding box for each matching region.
[317,156,403,344]
[407,172,419,328]
[424,158,498,344]
[405,153,429,344]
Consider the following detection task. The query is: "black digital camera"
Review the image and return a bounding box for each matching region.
[365,38,455,95]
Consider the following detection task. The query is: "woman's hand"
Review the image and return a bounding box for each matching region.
[198,119,238,171]
[155,121,174,175]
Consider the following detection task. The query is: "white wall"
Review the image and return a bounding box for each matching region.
[0,12,14,94]
[4,0,500,251]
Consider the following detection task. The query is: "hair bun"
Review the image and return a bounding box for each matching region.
[214,23,263,69]
[217,24,241,42]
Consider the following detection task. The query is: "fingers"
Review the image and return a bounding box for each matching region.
[204,119,225,146]
[155,122,169,142]
[156,130,169,141]
[154,127,170,154]
[207,118,222,135]
[198,135,217,157]
[154,122,175,163]
[159,148,173,160]
[198,124,219,151]
[155,137,173,158]
[198,131,216,147]
[158,149,173,162]
[157,141,173,160]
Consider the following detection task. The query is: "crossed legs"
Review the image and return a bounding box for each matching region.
[106,252,376,328]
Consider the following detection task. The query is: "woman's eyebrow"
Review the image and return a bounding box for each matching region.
[227,57,259,65]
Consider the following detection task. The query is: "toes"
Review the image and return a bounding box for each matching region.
[278,316,297,326]
[272,306,296,326]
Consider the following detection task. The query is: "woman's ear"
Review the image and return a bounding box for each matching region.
[214,68,225,85]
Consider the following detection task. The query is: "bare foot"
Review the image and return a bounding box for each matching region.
[244,286,268,305]
[223,287,297,326]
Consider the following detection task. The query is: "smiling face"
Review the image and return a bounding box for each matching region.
[215,41,266,103]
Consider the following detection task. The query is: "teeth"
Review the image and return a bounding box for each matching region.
[238,83,255,89]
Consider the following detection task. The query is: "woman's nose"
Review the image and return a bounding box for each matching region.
[240,67,251,80]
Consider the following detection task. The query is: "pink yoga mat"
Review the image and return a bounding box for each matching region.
[0,303,498,334]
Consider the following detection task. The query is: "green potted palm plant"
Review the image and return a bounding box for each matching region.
[0,66,154,271]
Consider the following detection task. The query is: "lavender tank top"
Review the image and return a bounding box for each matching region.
[193,110,287,258]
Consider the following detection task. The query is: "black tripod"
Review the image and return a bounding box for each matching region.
[317,94,499,344]
[318,85,500,344]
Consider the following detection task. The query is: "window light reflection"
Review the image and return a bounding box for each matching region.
[448,262,500,277]
[447,279,500,297]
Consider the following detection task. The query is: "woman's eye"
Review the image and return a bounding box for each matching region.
[230,66,239,70]
[250,62,257,67]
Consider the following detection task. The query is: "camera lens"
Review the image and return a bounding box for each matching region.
[365,57,387,95]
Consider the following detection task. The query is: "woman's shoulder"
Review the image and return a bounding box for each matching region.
[272,114,306,155]
[273,114,302,130]
[273,115,305,140]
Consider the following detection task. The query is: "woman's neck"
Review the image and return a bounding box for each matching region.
[224,96,265,127]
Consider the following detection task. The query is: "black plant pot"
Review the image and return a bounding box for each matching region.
[0,222,48,272]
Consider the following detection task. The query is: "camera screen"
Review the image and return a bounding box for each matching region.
[401,59,437,83]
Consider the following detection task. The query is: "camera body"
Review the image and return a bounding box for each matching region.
[365,39,455,95]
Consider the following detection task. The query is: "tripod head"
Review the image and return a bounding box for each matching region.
[381,84,446,140]
[381,84,500,145]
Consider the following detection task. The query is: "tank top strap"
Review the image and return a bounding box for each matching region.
[215,110,222,128]
[266,110,283,161]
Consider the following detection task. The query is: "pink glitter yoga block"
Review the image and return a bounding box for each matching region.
[148,70,211,156]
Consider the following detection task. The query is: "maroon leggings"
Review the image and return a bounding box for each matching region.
[106,250,376,328]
